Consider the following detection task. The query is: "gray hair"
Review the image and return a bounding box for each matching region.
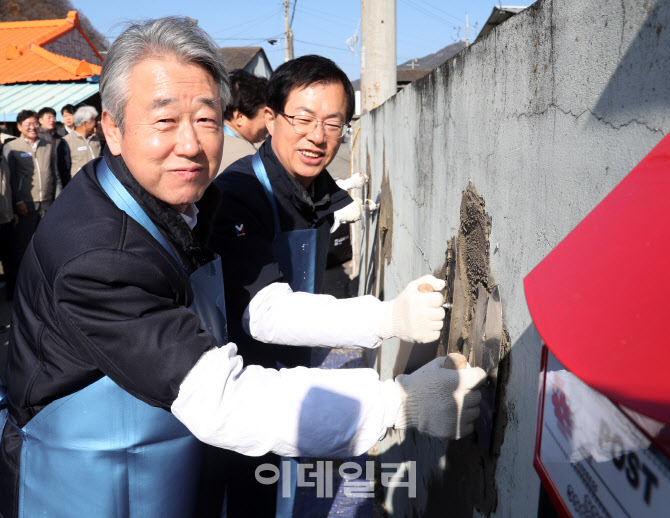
[74,105,98,127]
[100,17,230,132]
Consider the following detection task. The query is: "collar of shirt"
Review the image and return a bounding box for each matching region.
[73,131,94,144]
[180,203,199,230]
[260,137,333,212]
[223,122,246,141]
[23,137,39,151]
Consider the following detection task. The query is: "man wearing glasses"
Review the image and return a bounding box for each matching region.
[207,55,449,517]
[4,110,58,271]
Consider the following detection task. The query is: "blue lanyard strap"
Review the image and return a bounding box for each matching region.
[223,125,238,138]
[251,151,281,234]
[96,158,187,275]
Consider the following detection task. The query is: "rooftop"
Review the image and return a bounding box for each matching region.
[0,11,102,84]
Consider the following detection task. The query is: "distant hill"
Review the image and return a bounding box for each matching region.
[398,41,466,70]
[352,41,467,89]
[0,0,108,52]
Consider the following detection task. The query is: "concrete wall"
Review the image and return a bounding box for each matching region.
[356,0,669,516]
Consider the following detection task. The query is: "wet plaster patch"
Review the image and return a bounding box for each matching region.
[378,183,511,517]
[371,142,394,303]
[365,143,395,376]
[446,182,495,362]
[371,182,510,517]
[378,145,394,281]
[422,182,511,517]
[363,143,375,295]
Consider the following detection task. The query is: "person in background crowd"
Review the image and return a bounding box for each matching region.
[3,110,58,271]
[0,125,15,145]
[60,105,102,180]
[37,107,66,193]
[37,106,60,144]
[57,104,76,136]
[218,69,269,173]
[0,143,17,301]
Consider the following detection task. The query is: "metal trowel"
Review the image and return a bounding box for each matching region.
[472,285,502,457]
[418,282,502,456]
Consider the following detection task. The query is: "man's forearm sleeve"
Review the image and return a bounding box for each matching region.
[244,283,385,349]
[171,343,400,457]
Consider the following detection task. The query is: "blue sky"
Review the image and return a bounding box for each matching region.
[73,1,516,81]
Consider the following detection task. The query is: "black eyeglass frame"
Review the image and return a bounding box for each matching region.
[279,113,350,139]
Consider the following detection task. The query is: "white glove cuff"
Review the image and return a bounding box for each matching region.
[392,377,408,429]
[377,300,396,340]
[381,379,403,431]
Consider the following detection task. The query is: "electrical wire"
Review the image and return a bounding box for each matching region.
[399,0,460,26]
[296,5,357,26]
[213,35,282,41]
[212,9,282,35]
[293,39,355,53]
[413,0,463,24]
[290,0,297,27]
[223,7,284,39]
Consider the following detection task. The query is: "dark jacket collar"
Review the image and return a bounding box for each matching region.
[259,137,351,223]
[103,147,219,271]
[38,127,59,143]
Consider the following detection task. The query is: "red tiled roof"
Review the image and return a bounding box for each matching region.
[0,11,102,84]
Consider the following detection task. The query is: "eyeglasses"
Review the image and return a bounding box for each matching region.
[22,123,39,129]
[280,113,349,139]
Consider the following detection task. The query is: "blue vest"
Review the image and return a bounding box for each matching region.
[0,158,228,517]
[251,151,331,518]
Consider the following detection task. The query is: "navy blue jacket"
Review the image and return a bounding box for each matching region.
[209,138,351,368]
[0,149,219,517]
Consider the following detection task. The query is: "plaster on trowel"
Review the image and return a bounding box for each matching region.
[418,282,502,456]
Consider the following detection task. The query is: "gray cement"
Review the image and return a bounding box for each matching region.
[355,0,670,516]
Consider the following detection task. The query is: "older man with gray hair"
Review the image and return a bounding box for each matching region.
[0,17,484,518]
[60,105,102,181]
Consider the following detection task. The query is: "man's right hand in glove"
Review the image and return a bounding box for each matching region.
[393,357,486,439]
[377,275,446,343]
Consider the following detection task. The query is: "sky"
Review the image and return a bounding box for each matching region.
[72,1,514,81]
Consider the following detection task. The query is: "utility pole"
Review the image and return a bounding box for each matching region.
[455,13,476,46]
[360,0,396,113]
[284,0,294,62]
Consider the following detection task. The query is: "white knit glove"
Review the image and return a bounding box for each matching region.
[394,357,486,439]
[336,197,362,224]
[377,275,446,343]
[336,173,367,191]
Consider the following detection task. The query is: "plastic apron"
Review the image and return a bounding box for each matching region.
[251,151,329,518]
[251,152,329,294]
[0,157,227,518]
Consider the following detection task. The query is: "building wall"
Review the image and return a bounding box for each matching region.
[356,0,669,516]
[245,53,272,79]
[45,29,102,66]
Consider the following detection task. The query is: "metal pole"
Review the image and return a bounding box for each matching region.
[360,0,396,113]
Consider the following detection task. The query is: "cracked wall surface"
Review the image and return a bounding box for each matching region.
[356,0,670,516]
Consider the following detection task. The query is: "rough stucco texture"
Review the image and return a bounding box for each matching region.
[357,0,670,516]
